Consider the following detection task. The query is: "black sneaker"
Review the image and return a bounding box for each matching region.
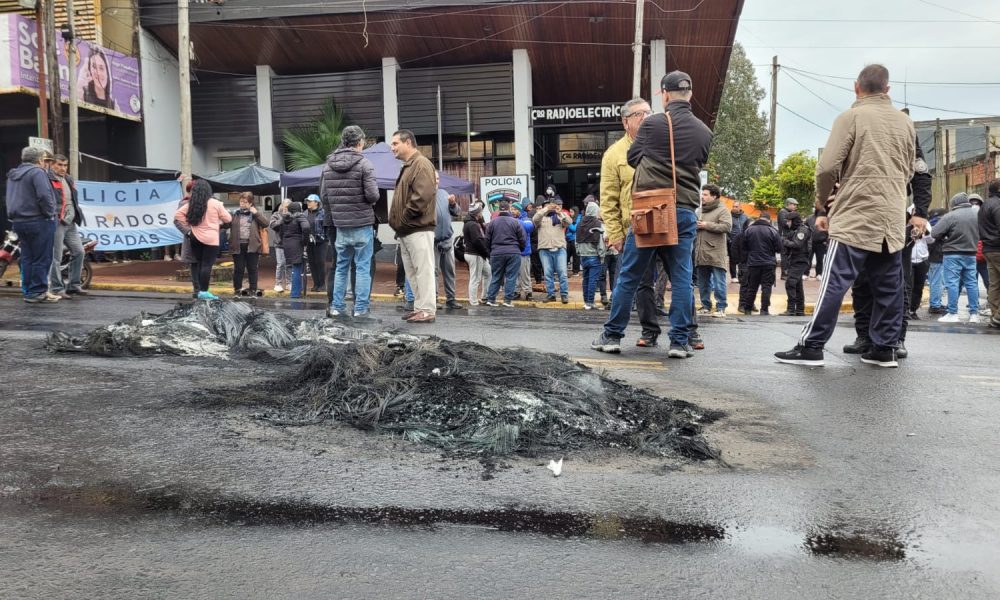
[591,332,621,353]
[445,300,464,310]
[561,296,569,304]
[396,301,414,312]
[545,295,557,302]
[636,336,658,348]
[485,300,499,307]
[774,345,824,367]
[667,343,694,358]
[895,341,908,359]
[842,336,872,354]
[524,293,533,301]
[928,306,947,315]
[861,346,898,368]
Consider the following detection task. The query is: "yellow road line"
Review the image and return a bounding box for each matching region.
[572,357,668,371]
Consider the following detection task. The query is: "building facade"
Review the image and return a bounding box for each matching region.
[138,0,744,207]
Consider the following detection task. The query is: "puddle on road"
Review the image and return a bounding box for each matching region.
[17,483,905,559]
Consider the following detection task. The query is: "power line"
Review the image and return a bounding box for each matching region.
[786,69,994,117]
[914,0,1000,26]
[776,102,830,132]
[784,66,1000,87]
[782,70,842,113]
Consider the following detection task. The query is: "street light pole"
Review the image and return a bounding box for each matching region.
[631,0,644,98]
[178,0,193,179]
[67,0,79,179]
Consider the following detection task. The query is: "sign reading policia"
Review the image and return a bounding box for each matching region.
[78,181,184,250]
[479,175,530,216]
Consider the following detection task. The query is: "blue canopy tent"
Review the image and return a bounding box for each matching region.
[201,163,282,194]
[279,142,476,195]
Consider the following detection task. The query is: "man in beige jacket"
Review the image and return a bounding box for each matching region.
[775,64,917,368]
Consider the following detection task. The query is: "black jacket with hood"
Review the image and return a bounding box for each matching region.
[462,217,490,259]
[319,148,380,228]
[742,218,782,267]
[979,192,1000,254]
[5,163,57,222]
[627,100,713,211]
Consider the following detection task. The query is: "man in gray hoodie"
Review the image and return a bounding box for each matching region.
[5,147,59,303]
[934,192,981,322]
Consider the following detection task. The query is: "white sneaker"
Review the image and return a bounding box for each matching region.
[273,284,284,293]
[163,255,173,261]
[712,309,726,318]
[981,307,993,317]
[584,303,594,310]
[730,277,738,283]
[968,313,981,324]
[938,313,961,323]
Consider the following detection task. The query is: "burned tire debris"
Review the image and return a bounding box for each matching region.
[47,301,723,461]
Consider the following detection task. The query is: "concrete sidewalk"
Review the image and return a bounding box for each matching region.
[3,255,851,313]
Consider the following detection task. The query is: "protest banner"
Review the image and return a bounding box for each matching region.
[78,180,184,250]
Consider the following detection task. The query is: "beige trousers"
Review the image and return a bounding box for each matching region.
[399,231,437,314]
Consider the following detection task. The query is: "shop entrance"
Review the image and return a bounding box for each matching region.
[534,126,625,211]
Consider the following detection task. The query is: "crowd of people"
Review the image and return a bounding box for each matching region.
[6,65,999,367]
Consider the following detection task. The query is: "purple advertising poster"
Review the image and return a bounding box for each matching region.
[1,13,142,121]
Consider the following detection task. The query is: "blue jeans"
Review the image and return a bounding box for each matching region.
[486,253,520,302]
[331,226,375,313]
[943,254,979,315]
[696,265,728,311]
[928,261,944,308]
[603,208,697,345]
[12,219,56,298]
[540,247,569,297]
[290,263,304,298]
[581,255,602,305]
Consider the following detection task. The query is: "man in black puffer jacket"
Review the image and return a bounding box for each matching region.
[320,125,380,318]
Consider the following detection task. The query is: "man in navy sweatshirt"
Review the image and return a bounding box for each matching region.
[5,147,59,303]
[484,200,526,307]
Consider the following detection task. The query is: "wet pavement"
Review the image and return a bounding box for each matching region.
[1,290,998,598]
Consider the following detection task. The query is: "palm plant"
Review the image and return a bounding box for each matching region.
[282,100,349,171]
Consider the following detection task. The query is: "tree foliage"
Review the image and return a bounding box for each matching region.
[282,100,350,171]
[706,43,770,201]
[749,151,817,211]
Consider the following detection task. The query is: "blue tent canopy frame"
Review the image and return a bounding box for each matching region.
[280,142,476,195]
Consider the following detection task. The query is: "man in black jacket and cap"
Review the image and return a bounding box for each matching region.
[591,71,713,358]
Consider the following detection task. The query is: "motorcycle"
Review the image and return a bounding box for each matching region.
[0,229,97,288]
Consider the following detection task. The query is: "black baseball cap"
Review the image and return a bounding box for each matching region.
[660,70,692,92]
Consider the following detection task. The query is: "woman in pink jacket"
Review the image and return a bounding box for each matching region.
[174,180,232,300]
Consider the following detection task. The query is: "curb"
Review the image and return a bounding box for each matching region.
[85,282,855,314]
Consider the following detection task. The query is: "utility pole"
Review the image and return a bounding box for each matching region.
[67,0,79,178]
[934,118,945,207]
[768,55,778,169]
[178,0,193,179]
[631,0,645,98]
[43,0,64,154]
[34,2,49,140]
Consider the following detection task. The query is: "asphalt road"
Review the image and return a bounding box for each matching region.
[1,291,998,599]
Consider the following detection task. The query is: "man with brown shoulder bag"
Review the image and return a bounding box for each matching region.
[591,71,713,357]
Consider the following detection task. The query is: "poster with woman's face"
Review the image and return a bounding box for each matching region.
[73,40,142,119]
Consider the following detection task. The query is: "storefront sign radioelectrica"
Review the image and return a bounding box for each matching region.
[530,104,622,127]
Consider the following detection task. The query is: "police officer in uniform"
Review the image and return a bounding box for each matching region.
[843,132,932,358]
[781,210,811,316]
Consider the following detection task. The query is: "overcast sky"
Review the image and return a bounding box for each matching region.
[734,0,998,162]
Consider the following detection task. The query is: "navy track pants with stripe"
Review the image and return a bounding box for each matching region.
[799,239,904,350]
